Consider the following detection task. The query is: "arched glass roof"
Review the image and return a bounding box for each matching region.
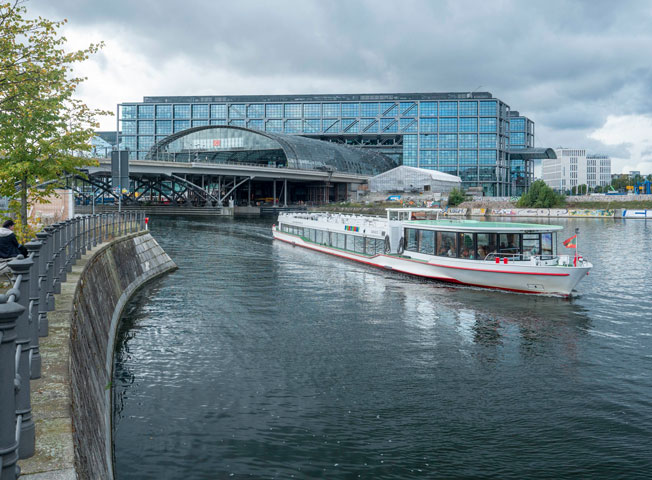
[146,126,396,175]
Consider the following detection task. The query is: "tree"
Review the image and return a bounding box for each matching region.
[0,1,108,234]
[447,188,466,207]
[516,180,565,208]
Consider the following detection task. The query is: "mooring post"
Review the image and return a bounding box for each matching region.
[24,242,43,379]
[0,300,24,480]
[8,257,36,459]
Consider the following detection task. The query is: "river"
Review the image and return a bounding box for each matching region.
[112,215,652,479]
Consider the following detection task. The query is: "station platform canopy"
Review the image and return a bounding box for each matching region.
[145,125,396,176]
[369,165,462,193]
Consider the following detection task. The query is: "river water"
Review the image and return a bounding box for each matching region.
[112,215,652,479]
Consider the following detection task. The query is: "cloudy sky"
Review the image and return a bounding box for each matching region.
[29,0,652,174]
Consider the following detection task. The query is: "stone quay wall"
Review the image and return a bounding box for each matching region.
[70,232,176,479]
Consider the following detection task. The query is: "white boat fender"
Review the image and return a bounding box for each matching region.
[397,238,405,255]
[384,236,391,254]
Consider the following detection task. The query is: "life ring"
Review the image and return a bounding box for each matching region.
[397,237,404,255]
[384,236,391,254]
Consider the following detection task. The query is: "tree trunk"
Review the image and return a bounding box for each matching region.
[20,177,28,237]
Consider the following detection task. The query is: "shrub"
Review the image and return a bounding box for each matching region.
[447,188,466,207]
[517,180,565,208]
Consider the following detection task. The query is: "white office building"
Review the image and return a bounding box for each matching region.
[541,148,611,191]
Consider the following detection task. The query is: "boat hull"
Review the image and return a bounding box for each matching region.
[273,228,590,296]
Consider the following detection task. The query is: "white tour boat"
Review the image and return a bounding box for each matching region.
[272,208,592,296]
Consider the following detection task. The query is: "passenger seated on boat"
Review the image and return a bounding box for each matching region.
[477,246,487,259]
[446,244,455,257]
[461,248,470,259]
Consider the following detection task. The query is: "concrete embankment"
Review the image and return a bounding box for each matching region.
[19,231,177,479]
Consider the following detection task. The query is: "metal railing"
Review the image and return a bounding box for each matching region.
[0,211,146,480]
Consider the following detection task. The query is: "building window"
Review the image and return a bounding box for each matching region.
[229,104,245,118]
[459,101,478,116]
[210,119,227,126]
[400,118,417,132]
[266,104,283,118]
[229,119,245,127]
[342,118,359,133]
[439,150,457,165]
[510,132,526,145]
[266,119,282,132]
[380,102,397,117]
[323,119,339,133]
[420,134,437,149]
[156,105,172,119]
[173,105,190,118]
[122,120,137,134]
[480,149,497,164]
[360,118,378,132]
[247,119,263,130]
[479,134,497,148]
[341,103,359,117]
[121,105,137,119]
[138,121,154,134]
[420,118,437,133]
[460,134,477,148]
[284,104,302,118]
[138,105,154,119]
[156,121,172,135]
[440,102,458,116]
[323,103,340,117]
[439,134,457,148]
[138,136,154,151]
[192,104,208,118]
[510,118,525,131]
[192,120,208,127]
[304,104,321,117]
[460,150,478,164]
[361,103,378,116]
[459,117,478,133]
[479,117,497,133]
[247,104,264,118]
[400,102,416,116]
[439,117,458,133]
[420,150,437,165]
[303,119,320,133]
[479,101,497,116]
[123,136,136,151]
[420,102,437,116]
[210,104,227,118]
[285,119,301,133]
[173,120,190,132]
[380,118,398,132]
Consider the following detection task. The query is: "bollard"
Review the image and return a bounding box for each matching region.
[7,257,36,459]
[34,232,50,337]
[24,242,43,379]
[0,301,24,480]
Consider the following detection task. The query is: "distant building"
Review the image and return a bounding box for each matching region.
[507,111,536,196]
[541,148,611,191]
[629,170,641,179]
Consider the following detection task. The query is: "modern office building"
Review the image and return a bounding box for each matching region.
[541,148,611,192]
[117,92,551,196]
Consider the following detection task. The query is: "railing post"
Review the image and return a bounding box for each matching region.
[0,300,24,480]
[58,223,68,284]
[112,212,116,238]
[92,215,97,248]
[74,217,81,260]
[65,220,73,273]
[34,232,51,337]
[42,227,56,310]
[8,257,36,459]
[79,216,87,256]
[24,242,43,379]
[51,225,62,295]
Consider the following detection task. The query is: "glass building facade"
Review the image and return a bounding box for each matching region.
[118,92,537,196]
[507,111,536,196]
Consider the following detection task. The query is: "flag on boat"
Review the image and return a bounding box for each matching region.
[563,235,577,248]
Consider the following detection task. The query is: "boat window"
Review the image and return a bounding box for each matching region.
[498,233,520,255]
[354,236,365,253]
[522,234,540,259]
[436,231,457,257]
[405,228,418,252]
[541,233,553,257]
[476,233,493,260]
[459,233,476,259]
[419,230,435,255]
[345,234,355,251]
[309,228,316,242]
[315,229,323,244]
[335,233,345,250]
[388,211,399,221]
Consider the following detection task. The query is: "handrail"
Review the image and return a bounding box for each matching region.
[0,211,147,479]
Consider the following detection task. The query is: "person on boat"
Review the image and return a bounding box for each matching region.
[0,219,28,259]
[477,246,487,259]
[446,244,455,257]
[461,248,470,259]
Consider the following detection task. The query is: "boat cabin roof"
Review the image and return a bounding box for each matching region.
[404,218,563,233]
